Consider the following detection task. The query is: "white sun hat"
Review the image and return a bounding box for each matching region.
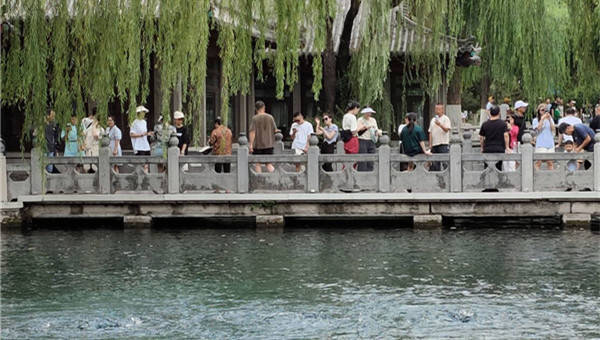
[173,111,185,120]
[361,107,376,114]
[135,105,149,113]
[514,100,528,110]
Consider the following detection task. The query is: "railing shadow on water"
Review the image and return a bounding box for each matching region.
[2,132,599,200]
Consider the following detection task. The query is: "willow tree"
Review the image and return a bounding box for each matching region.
[1,0,331,151]
[566,0,600,101]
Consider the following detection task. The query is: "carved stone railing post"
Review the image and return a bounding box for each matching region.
[449,132,462,192]
[274,132,284,154]
[307,133,319,193]
[99,135,111,194]
[167,133,180,194]
[237,133,249,193]
[594,134,600,192]
[31,146,43,195]
[336,141,344,171]
[378,132,390,192]
[521,133,534,192]
[462,129,472,153]
[462,129,473,171]
[0,138,7,202]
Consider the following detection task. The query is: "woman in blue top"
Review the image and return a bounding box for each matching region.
[61,114,83,157]
[533,103,555,170]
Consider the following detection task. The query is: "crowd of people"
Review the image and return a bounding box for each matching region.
[479,96,598,171]
[42,96,598,175]
[43,104,233,174]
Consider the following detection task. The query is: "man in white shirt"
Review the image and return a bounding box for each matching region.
[130,105,154,172]
[290,112,314,171]
[428,104,451,171]
[557,107,583,145]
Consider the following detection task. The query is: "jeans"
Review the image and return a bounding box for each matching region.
[46,152,55,173]
[430,144,449,171]
[357,139,376,171]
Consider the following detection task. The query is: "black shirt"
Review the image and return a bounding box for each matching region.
[479,119,508,153]
[45,122,59,153]
[590,116,600,133]
[176,126,190,155]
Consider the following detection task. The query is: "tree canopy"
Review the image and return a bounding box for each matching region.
[1,0,599,150]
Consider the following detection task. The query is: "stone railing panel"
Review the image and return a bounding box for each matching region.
[45,157,99,194]
[533,152,594,191]
[462,153,522,192]
[248,154,307,192]
[6,161,30,201]
[179,155,237,193]
[319,154,379,192]
[390,154,450,193]
[110,156,167,194]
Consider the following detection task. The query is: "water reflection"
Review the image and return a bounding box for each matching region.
[2,228,599,338]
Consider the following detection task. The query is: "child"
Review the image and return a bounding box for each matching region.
[563,141,580,171]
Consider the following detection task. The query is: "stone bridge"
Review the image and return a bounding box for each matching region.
[1,131,599,229]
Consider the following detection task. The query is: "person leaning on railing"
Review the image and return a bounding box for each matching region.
[399,112,431,171]
[558,122,596,170]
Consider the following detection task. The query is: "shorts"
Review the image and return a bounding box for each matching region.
[135,150,151,156]
[253,147,274,155]
[293,148,305,155]
[535,146,555,153]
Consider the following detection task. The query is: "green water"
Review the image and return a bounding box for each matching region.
[1,228,599,338]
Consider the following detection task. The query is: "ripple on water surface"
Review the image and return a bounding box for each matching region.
[1,228,599,338]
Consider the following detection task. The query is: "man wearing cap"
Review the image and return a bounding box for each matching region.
[513,100,528,145]
[173,111,190,155]
[209,116,233,173]
[356,107,381,171]
[428,104,451,171]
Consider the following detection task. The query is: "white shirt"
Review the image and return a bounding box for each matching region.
[558,115,582,142]
[357,116,381,141]
[342,113,358,132]
[290,121,314,150]
[398,123,407,137]
[499,103,510,121]
[130,119,151,152]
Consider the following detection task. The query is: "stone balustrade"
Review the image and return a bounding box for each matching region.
[1,132,600,201]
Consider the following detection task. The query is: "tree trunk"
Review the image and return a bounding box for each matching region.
[335,0,362,113]
[446,67,463,132]
[322,15,336,115]
[480,73,490,109]
[447,67,462,105]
